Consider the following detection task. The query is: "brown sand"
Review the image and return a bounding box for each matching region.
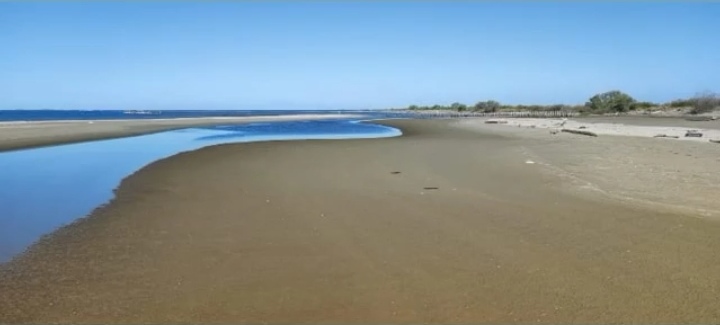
[2,119,720,323]
[0,114,353,152]
[458,118,720,218]
[471,117,720,143]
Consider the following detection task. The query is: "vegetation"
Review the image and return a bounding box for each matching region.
[474,100,501,113]
[634,101,656,110]
[401,90,717,115]
[585,90,636,113]
[669,99,694,108]
[688,92,720,115]
[450,102,467,112]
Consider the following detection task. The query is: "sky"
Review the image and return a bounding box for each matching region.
[1,2,719,110]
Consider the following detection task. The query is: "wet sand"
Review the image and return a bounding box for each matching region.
[0,114,354,152]
[2,119,720,323]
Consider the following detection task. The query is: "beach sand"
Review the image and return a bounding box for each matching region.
[0,114,355,152]
[479,116,720,142]
[2,119,720,323]
[458,117,720,217]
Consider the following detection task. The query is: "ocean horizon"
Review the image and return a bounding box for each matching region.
[0,109,396,122]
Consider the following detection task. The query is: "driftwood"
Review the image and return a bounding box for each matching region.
[685,130,703,137]
[654,134,680,139]
[561,129,598,137]
[710,139,720,144]
[685,116,716,122]
[485,119,508,124]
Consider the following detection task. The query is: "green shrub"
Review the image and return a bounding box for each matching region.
[635,101,657,110]
[473,100,501,113]
[450,102,468,112]
[585,90,637,113]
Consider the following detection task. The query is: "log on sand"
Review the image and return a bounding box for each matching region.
[561,128,598,137]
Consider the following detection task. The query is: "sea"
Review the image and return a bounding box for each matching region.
[0,109,408,262]
[0,109,414,122]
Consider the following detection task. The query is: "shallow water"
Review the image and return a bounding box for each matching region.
[0,119,401,262]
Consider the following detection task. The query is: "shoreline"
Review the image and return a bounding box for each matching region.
[0,114,357,153]
[0,115,393,262]
[3,119,720,323]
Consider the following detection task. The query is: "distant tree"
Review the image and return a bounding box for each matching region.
[407,105,419,110]
[450,102,467,112]
[689,91,720,114]
[585,90,637,113]
[431,104,446,110]
[473,100,501,113]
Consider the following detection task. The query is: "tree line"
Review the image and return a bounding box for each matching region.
[404,91,719,115]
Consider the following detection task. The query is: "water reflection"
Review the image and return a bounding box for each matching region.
[0,119,400,262]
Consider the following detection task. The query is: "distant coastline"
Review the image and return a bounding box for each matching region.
[0,114,358,153]
[395,90,720,118]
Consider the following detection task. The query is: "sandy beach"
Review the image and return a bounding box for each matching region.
[0,114,355,152]
[479,116,720,142]
[2,118,720,323]
[457,117,720,217]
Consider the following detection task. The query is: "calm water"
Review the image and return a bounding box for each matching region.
[0,119,401,262]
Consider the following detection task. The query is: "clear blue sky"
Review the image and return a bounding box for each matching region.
[1,2,719,110]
